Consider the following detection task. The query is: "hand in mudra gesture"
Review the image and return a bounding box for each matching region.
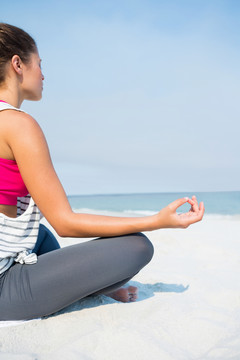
[154,195,204,230]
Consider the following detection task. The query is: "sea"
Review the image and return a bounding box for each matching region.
[68,191,240,216]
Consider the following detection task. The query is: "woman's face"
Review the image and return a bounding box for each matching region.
[21,51,44,101]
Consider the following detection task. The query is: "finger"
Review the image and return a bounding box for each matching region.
[186,198,196,212]
[186,202,205,224]
[192,195,198,207]
[199,201,205,217]
[186,198,195,206]
[168,197,189,211]
[191,195,199,212]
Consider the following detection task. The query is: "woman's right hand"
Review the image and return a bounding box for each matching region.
[151,196,205,230]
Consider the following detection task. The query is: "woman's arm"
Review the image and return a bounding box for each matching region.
[6,111,204,238]
[59,196,204,237]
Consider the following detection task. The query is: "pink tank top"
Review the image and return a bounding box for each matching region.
[0,101,29,205]
[0,159,28,206]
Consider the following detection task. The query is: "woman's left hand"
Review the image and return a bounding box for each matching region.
[152,195,205,230]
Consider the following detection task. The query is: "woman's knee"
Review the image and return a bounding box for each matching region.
[127,232,154,266]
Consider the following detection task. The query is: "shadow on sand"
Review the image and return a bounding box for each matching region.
[48,281,189,318]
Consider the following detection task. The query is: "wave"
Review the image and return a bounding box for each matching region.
[69,192,240,216]
[73,208,156,215]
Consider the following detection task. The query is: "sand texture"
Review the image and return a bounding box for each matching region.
[0,215,240,360]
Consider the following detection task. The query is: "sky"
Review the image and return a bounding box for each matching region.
[1,0,240,195]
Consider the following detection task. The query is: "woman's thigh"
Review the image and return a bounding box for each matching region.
[0,232,154,320]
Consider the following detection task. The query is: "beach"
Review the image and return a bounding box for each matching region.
[1,210,240,360]
[0,0,239,357]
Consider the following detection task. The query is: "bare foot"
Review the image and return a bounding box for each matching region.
[106,286,138,303]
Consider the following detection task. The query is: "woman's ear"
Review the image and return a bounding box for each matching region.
[11,55,23,76]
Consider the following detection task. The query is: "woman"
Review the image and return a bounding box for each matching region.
[0,23,204,321]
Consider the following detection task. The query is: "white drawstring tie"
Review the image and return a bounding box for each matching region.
[14,251,37,265]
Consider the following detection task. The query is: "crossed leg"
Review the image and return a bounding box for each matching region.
[0,225,154,320]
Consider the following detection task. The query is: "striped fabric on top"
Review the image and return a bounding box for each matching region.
[0,195,41,274]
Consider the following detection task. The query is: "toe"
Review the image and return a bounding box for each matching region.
[128,286,138,294]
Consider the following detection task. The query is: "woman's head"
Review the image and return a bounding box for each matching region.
[0,23,37,86]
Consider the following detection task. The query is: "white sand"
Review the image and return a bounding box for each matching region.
[1,215,240,360]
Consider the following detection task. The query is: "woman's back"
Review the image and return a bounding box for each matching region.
[0,104,22,217]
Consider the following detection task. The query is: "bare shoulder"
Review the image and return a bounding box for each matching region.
[0,110,50,168]
[0,109,41,133]
[0,110,45,159]
[2,110,45,145]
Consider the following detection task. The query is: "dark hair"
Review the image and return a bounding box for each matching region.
[0,23,37,85]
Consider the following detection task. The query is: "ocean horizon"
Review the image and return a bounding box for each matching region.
[68,190,240,216]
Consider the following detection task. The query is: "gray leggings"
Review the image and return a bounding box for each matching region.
[0,224,154,320]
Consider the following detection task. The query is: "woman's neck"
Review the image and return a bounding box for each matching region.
[0,92,22,108]
[0,81,23,108]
